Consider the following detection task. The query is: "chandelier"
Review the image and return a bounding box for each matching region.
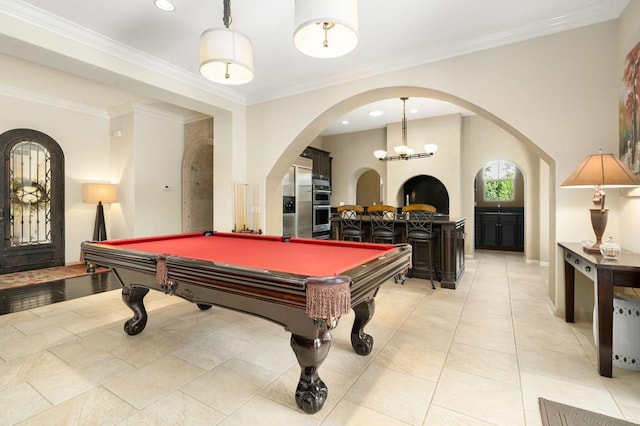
[373,97,439,161]
[199,0,254,85]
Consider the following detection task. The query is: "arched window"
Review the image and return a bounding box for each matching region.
[482,160,516,201]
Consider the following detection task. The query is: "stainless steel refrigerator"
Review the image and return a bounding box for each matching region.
[282,159,312,238]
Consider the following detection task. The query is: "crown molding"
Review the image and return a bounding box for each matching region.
[0,83,109,118]
[0,0,247,105]
[246,0,629,103]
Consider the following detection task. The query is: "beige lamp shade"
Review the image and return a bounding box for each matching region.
[83,183,117,203]
[561,152,640,188]
[199,28,254,85]
[293,0,358,58]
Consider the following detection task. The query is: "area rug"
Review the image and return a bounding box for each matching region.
[539,398,639,426]
[0,264,110,290]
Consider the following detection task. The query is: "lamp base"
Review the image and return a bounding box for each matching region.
[583,208,608,255]
[583,244,602,254]
[93,201,107,241]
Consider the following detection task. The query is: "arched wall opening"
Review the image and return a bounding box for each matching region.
[356,169,382,207]
[399,175,450,214]
[263,85,555,293]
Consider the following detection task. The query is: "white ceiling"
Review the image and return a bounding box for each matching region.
[0,0,629,134]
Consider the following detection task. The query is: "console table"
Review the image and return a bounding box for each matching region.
[559,242,640,377]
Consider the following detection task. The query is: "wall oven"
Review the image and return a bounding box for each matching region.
[312,178,331,205]
[312,204,331,233]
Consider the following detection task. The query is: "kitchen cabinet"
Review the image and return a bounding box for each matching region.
[301,147,332,181]
[475,208,524,251]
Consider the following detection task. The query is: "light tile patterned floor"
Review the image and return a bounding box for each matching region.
[1,251,639,425]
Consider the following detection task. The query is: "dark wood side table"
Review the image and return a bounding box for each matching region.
[559,242,640,377]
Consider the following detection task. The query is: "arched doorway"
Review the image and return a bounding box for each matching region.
[0,128,65,273]
[182,139,214,232]
[400,175,449,214]
[356,169,382,207]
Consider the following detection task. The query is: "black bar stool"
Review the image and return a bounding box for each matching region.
[368,205,398,244]
[403,204,437,289]
[337,205,367,242]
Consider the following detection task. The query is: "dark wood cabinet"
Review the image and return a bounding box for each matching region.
[475,208,523,251]
[302,147,332,181]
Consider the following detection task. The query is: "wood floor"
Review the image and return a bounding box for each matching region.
[0,272,119,315]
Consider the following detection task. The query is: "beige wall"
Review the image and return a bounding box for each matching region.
[322,128,386,207]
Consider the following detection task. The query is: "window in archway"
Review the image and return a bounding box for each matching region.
[482,160,515,201]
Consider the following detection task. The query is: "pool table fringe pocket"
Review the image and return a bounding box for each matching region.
[156,256,168,284]
[306,277,351,319]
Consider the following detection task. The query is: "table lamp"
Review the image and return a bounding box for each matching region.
[83,183,117,241]
[561,150,640,253]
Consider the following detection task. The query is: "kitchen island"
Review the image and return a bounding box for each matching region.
[331,215,465,289]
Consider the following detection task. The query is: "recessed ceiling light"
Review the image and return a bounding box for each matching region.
[368,110,384,117]
[341,120,350,125]
[154,0,175,12]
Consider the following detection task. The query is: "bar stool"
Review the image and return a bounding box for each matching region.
[402,204,437,289]
[337,205,367,242]
[368,205,398,244]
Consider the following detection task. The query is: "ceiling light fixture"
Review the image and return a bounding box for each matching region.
[374,97,438,161]
[154,0,175,12]
[199,0,254,85]
[293,0,358,58]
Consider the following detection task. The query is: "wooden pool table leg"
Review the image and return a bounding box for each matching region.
[351,298,375,355]
[290,329,332,414]
[122,286,149,336]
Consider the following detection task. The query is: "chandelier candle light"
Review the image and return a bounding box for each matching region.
[199,0,254,85]
[374,97,438,161]
[561,150,640,253]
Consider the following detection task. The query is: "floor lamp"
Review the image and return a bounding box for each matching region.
[83,183,117,241]
[561,151,640,253]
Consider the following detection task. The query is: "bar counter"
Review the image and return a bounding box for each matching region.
[331,215,465,289]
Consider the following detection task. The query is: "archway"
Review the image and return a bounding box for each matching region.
[263,86,554,294]
[182,135,214,233]
[356,169,382,207]
[400,175,449,214]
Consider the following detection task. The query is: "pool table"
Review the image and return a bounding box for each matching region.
[80,231,411,414]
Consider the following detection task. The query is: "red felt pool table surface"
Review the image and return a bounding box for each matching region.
[98,232,397,277]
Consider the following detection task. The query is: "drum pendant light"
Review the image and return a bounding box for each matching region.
[293,0,358,58]
[199,0,254,85]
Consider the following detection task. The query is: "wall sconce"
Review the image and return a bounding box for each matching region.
[83,183,117,241]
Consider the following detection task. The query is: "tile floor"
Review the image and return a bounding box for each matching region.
[1,251,639,425]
